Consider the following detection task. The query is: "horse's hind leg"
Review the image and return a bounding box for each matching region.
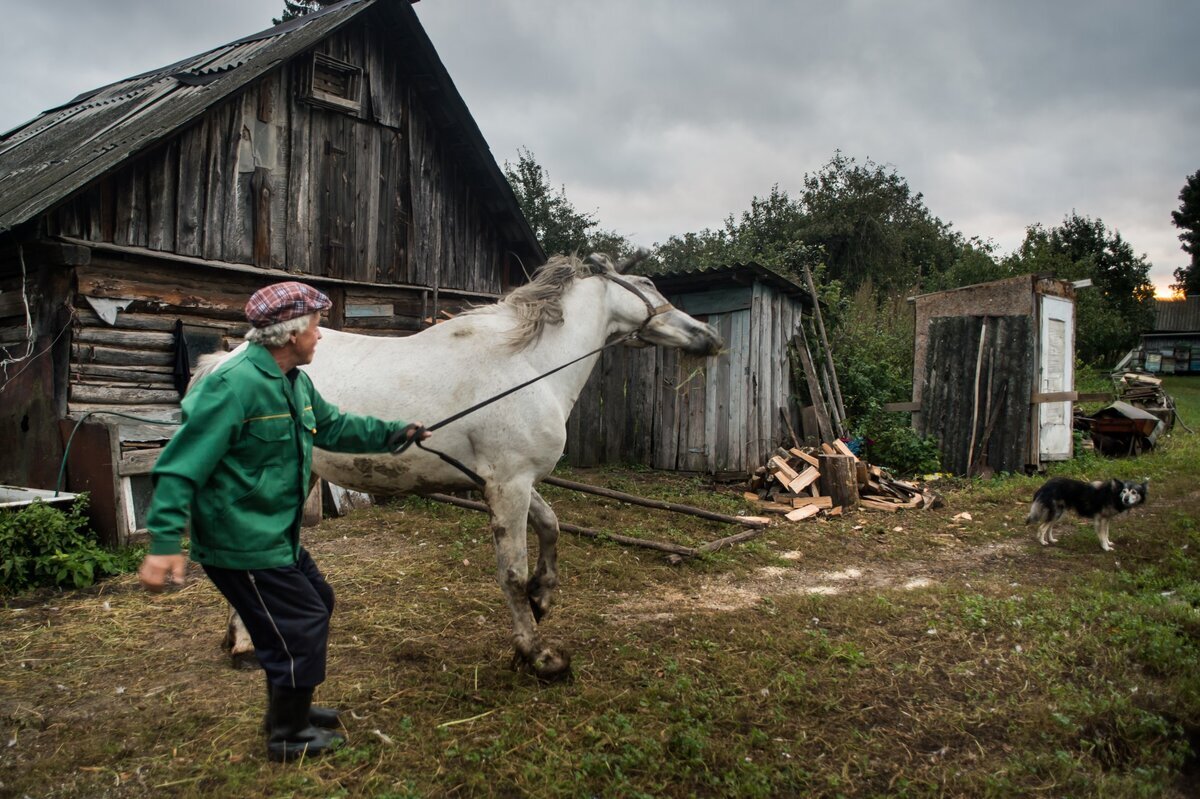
[526,488,560,623]
[486,481,570,680]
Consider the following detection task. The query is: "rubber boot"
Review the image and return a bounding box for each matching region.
[266,685,345,762]
[263,678,341,732]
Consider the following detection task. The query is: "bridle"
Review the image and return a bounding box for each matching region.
[394,261,677,487]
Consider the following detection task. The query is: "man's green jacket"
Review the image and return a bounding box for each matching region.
[146,343,406,569]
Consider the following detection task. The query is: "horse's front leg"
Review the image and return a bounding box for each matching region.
[224,607,259,670]
[486,481,571,680]
[526,488,560,623]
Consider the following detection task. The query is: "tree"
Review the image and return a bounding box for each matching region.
[273,1,331,25]
[653,153,966,294]
[503,148,628,258]
[1007,214,1155,366]
[796,153,959,293]
[1170,169,1200,295]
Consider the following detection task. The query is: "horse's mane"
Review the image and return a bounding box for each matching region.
[464,253,606,350]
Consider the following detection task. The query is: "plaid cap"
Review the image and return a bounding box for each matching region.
[245,281,331,328]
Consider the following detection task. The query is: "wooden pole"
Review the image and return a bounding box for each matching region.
[818,454,859,510]
[802,263,847,426]
[540,476,769,528]
[793,329,835,443]
[424,493,701,557]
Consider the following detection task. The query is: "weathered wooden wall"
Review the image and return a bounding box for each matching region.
[44,21,509,294]
[567,282,804,474]
[917,315,1034,475]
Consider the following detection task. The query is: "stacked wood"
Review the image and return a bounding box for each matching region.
[745,442,942,520]
[1115,372,1177,431]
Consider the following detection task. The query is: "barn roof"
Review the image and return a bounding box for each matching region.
[637,262,812,307]
[1151,296,1200,333]
[0,0,541,259]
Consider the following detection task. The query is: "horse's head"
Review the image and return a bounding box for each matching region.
[585,252,724,357]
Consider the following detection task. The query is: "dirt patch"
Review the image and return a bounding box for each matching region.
[607,540,1035,621]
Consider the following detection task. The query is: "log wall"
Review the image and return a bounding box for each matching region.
[44,22,511,295]
[567,282,805,474]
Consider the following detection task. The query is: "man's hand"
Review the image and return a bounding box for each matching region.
[139,554,187,593]
[389,423,432,452]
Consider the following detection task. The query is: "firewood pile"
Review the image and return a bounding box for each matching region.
[744,441,941,521]
[1115,372,1177,430]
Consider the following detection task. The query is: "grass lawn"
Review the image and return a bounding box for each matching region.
[1,378,1198,797]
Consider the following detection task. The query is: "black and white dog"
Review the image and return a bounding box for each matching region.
[1026,477,1148,552]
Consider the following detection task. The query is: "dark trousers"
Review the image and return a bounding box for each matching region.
[203,547,334,689]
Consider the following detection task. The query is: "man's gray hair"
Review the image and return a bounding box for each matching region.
[244,313,316,348]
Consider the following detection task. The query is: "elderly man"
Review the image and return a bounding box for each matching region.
[138,281,427,762]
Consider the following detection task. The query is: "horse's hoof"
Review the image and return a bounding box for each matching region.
[230,651,259,671]
[532,649,572,683]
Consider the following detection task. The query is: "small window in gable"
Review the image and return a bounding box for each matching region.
[304,52,362,114]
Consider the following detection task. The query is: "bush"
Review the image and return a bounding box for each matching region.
[0,495,141,593]
[857,410,943,477]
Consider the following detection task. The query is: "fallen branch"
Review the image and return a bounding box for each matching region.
[540,476,769,528]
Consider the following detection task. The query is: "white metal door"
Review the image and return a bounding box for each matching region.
[1038,295,1075,460]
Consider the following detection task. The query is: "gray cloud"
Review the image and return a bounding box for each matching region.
[1,0,1196,292]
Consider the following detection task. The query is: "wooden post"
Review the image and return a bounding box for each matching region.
[818,454,859,511]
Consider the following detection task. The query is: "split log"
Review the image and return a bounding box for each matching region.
[860,498,901,512]
[767,456,800,484]
[786,466,820,494]
[789,448,820,468]
[540,475,769,528]
[791,496,833,509]
[818,454,859,510]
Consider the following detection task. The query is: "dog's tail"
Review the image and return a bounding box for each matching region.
[1025,498,1044,525]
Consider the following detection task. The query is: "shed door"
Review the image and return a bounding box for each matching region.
[1038,296,1074,460]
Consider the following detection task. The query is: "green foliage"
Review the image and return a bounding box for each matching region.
[272,0,325,25]
[503,147,629,258]
[0,495,140,593]
[1006,214,1155,366]
[1171,168,1200,295]
[652,155,965,296]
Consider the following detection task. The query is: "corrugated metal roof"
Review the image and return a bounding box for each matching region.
[0,0,542,262]
[0,1,367,233]
[1154,296,1200,332]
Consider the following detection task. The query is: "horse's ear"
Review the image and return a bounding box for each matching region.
[584,253,612,275]
[616,248,650,274]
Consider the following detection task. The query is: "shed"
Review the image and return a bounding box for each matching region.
[0,0,543,543]
[1133,296,1200,374]
[907,275,1077,476]
[565,263,809,476]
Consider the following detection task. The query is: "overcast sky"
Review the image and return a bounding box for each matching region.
[2,0,1196,295]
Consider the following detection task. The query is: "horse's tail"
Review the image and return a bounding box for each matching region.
[188,342,246,394]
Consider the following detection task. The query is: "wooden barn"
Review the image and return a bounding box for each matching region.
[0,0,543,543]
[1133,296,1200,374]
[905,275,1078,476]
[565,263,810,476]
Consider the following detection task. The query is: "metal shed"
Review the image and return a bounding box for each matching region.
[566,263,809,476]
[907,274,1077,476]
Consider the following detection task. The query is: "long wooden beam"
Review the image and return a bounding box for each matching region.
[539,475,768,528]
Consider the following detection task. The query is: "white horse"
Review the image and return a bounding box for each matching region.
[216,252,722,679]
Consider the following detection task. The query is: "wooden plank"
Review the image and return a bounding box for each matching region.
[118,448,162,476]
[1031,390,1077,404]
[784,504,822,522]
[791,495,833,509]
[74,328,175,349]
[860,498,900,512]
